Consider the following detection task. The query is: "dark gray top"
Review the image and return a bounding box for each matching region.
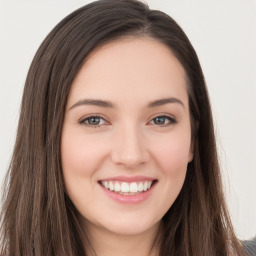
[243,236,256,256]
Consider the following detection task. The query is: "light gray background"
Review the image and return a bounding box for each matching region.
[0,0,255,240]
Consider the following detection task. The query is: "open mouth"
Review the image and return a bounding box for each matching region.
[98,180,157,195]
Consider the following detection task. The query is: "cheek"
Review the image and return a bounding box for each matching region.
[145,132,191,216]
[61,131,107,177]
[61,130,109,210]
[149,131,191,178]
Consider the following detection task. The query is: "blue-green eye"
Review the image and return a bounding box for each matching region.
[80,116,106,127]
[79,115,176,127]
[150,116,176,126]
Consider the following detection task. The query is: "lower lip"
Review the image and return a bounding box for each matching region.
[99,182,156,204]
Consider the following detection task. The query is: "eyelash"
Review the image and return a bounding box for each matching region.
[79,114,177,128]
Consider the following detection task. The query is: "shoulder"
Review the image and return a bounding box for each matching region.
[242,236,256,256]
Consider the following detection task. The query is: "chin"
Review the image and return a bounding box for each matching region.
[96,216,160,236]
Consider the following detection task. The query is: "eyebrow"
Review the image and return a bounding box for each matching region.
[69,99,114,110]
[147,97,184,108]
[69,97,184,110]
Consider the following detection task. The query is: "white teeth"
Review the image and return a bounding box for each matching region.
[103,181,109,189]
[130,182,138,193]
[120,182,129,193]
[100,180,154,193]
[109,181,114,191]
[138,182,144,192]
[114,182,120,192]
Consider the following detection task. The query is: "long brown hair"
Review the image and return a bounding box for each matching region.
[0,0,244,255]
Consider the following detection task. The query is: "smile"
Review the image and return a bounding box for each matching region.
[98,176,157,203]
[100,180,153,194]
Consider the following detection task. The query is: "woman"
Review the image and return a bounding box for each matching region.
[0,0,246,255]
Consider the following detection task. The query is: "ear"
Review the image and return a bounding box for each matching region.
[188,139,194,163]
[188,121,198,162]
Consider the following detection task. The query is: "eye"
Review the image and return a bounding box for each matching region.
[149,115,177,126]
[79,115,107,127]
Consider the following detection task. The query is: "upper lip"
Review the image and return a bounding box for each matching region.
[99,176,157,182]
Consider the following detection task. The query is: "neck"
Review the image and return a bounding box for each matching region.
[82,221,161,256]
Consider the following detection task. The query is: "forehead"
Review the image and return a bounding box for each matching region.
[68,37,188,108]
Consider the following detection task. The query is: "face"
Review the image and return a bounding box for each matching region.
[61,37,194,238]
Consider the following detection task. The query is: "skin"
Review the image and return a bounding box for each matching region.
[61,37,194,256]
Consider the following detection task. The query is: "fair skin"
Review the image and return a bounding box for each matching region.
[61,37,194,256]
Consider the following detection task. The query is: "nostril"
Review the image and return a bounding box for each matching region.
[110,136,150,168]
[111,153,149,169]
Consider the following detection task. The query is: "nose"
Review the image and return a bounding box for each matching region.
[111,123,149,169]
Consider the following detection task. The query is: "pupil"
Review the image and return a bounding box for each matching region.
[89,117,100,125]
[155,117,165,124]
